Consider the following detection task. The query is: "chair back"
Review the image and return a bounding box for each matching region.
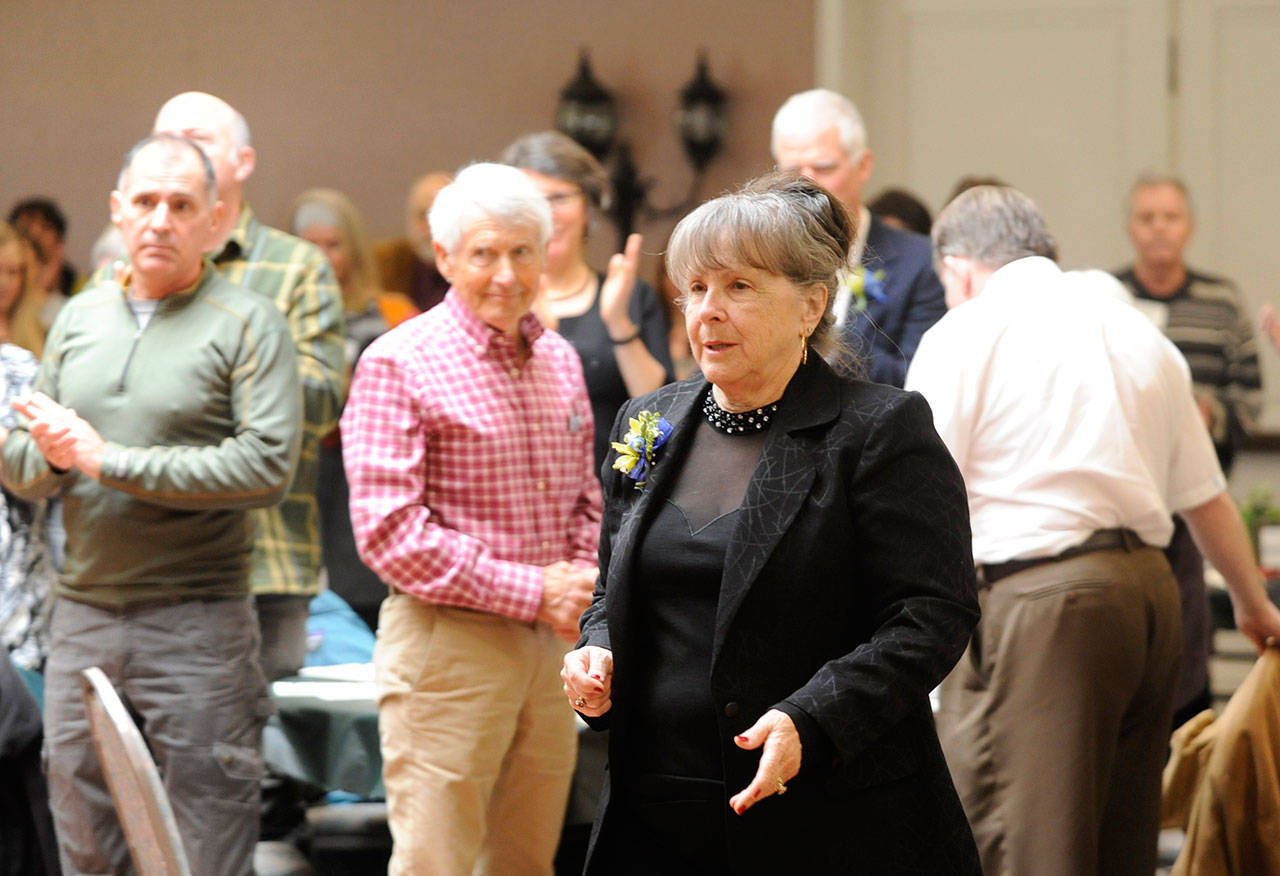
[80,666,192,876]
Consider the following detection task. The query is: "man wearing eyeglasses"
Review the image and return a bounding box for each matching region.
[771,89,945,387]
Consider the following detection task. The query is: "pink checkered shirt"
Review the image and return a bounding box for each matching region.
[340,290,601,622]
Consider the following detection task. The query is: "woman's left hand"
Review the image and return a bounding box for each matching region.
[728,709,802,815]
[599,233,643,336]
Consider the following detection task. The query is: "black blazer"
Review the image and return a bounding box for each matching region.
[851,214,947,388]
[579,356,981,874]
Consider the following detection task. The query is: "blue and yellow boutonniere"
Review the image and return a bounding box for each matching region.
[611,410,673,490]
[842,266,888,315]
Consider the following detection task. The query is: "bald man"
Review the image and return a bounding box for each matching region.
[148,91,345,680]
[374,171,452,311]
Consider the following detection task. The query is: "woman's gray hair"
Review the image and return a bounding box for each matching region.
[428,163,553,256]
[932,185,1056,269]
[666,171,856,359]
[771,89,868,160]
[500,130,610,210]
[290,199,341,235]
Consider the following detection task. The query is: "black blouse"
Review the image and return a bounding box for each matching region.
[556,277,672,473]
[625,418,766,782]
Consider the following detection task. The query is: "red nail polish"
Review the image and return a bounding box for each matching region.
[735,734,748,743]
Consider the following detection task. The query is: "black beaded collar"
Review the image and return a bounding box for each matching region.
[702,391,779,435]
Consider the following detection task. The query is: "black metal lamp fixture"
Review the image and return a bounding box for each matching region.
[676,52,728,173]
[555,50,728,249]
[555,51,618,162]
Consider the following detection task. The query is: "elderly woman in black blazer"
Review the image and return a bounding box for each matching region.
[562,173,982,874]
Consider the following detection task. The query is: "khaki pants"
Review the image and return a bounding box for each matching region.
[375,594,576,876]
[936,545,1181,876]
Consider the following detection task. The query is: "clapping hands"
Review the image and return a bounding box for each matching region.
[12,392,106,479]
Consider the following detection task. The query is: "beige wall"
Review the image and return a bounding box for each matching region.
[4,1,814,278]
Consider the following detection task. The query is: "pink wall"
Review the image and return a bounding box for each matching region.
[4,1,814,282]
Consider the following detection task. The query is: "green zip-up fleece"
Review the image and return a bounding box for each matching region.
[0,262,301,607]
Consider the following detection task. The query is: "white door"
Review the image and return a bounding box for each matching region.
[817,0,1280,427]
[1179,0,1280,428]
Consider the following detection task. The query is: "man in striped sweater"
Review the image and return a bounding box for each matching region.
[1114,173,1262,730]
[1115,174,1260,471]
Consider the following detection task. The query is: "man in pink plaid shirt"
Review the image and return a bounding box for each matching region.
[341,163,601,875]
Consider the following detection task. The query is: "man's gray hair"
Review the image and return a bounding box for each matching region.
[932,185,1057,270]
[1126,172,1192,215]
[117,134,218,205]
[429,163,552,256]
[771,89,868,160]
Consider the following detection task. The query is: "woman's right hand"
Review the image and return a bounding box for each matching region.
[562,645,613,717]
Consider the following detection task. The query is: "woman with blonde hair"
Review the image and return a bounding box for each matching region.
[0,223,50,358]
[0,223,57,675]
[291,188,417,363]
[291,189,418,632]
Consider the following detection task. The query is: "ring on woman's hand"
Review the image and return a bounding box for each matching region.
[774,777,788,795]
[573,696,587,708]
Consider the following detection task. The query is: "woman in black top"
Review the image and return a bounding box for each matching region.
[562,173,981,874]
[501,131,671,471]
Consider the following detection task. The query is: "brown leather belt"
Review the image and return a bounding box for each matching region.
[979,528,1148,585]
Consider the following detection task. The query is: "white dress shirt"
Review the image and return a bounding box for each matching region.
[906,256,1225,564]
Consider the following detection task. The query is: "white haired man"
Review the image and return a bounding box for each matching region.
[341,163,601,874]
[906,185,1280,876]
[4,134,300,876]
[772,89,945,386]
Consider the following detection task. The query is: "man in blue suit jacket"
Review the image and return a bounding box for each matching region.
[772,89,945,386]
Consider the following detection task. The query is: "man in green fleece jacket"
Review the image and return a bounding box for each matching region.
[0,134,300,876]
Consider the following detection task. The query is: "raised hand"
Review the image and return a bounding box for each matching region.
[599,233,643,339]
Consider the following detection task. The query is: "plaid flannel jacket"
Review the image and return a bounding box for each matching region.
[213,205,345,596]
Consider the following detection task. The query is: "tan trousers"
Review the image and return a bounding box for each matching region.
[375,594,577,876]
[936,545,1181,876]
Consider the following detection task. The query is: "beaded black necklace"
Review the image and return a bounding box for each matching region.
[702,391,779,435]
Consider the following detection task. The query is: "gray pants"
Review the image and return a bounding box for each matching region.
[254,593,311,682]
[44,596,272,876]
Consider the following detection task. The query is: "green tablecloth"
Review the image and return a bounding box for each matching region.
[264,676,383,799]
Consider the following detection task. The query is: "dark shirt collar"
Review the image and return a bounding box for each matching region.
[213,203,259,264]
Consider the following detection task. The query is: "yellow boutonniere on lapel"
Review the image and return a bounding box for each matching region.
[610,410,673,491]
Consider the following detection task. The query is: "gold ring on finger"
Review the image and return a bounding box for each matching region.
[775,777,788,795]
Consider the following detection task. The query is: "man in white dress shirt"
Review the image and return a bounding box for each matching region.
[905,185,1280,876]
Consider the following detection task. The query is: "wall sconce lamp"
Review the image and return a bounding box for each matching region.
[556,50,727,250]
